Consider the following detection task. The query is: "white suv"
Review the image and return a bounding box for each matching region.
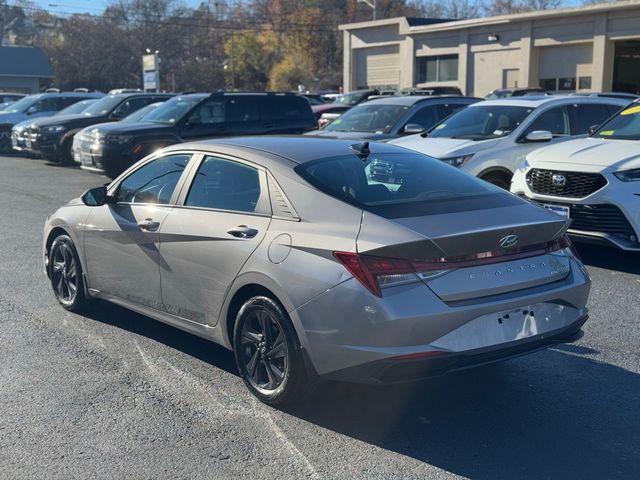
[511,101,640,251]
[390,96,628,188]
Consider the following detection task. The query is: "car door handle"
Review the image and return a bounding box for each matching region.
[138,218,160,231]
[226,225,258,239]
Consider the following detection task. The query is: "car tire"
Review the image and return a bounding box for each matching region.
[60,138,74,166]
[233,296,309,406]
[48,234,93,313]
[482,171,512,189]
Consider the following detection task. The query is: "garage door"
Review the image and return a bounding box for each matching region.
[354,46,399,89]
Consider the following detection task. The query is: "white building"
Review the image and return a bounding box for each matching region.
[340,1,640,96]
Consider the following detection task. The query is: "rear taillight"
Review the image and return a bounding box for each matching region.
[333,252,447,297]
[334,235,577,298]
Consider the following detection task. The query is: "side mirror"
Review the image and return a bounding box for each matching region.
[524,130,553,142]
[81,186,113,206]
[588,124,599,135]
[26,106,37,115]
[402,123,425,135]
[109,111,123,121]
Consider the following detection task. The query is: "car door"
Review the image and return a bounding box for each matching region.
[83,153,193,309]
[158,154,271,326]
[179,98,228,139]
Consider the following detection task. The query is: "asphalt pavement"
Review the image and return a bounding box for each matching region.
[0,155,638,479]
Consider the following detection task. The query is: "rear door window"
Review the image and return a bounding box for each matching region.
[185,156,262,213]
[405,105,437,130]
[569,103,616,135]
[437,102,469,122]
[265,96,311,121]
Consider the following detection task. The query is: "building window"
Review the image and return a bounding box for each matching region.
[416,55,458,83]
[559,77,576,91]
[540,78,557,91]
[578,76,592,90]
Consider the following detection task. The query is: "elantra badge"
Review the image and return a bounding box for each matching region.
[499,234,519,248]
[552,174,567,186]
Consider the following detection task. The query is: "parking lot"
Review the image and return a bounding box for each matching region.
[1,154,639,479]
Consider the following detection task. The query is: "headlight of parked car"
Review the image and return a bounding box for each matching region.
[104,134,133,145]
[613,169,640,182]
[41,125,66,134]
[441,154,474,168]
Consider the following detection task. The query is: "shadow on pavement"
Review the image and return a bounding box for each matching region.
[575,242,640,275]
[290,350,640,479]
[84,300,239,376]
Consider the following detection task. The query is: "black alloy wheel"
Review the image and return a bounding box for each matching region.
[49,234,92,312]
[233,296,309,406]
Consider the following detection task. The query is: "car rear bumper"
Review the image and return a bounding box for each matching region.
[322,314,587,384]
[292,253,591,380]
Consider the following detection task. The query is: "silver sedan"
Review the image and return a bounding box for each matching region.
[43,137,591,405]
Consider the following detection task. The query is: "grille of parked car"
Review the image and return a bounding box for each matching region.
[526,169,607,198]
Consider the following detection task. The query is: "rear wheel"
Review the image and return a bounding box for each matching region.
[48,234,93,313]
[482,171,512,190]
[233,296,309,406]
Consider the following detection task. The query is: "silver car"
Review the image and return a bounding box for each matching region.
[44,137,591,405]
[390,96,628,188]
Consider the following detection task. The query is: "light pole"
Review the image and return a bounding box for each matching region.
[358,0,377,20]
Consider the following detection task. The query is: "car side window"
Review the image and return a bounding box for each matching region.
[185,156,261,213]
[192,100,225,124]
[406,105,437,129]
[116,154,191,204]
[569,103,615,135]
[226,97,260,123]
[30,97,59,113]
[113,97,151,118]
[524,106,569,137]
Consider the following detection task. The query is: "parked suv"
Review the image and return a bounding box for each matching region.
[11,99,98,154]
[0,91,103,152]
[390,96,629,188]
[511,100,640,251]
[74,92,316,177]
[30,92,173,164]
[306,95,479,141]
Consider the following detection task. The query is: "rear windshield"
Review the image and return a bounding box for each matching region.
[295,151,516,218]
[429,105,533,140]
[325,104,409,133]
[594,103,640,140]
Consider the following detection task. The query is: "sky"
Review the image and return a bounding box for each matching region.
[34,0,584,17]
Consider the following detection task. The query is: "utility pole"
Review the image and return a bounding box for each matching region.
[358,0,378,20]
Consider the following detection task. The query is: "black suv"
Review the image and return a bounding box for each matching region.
[30,92,174,164]
[74,92,316,177]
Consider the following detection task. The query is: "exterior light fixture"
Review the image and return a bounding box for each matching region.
[488,34,500,42]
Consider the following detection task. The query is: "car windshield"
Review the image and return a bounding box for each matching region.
[120,103,160,123]
[429,105,533,140]
[55,100,97,116]
[296,151,511,218]
[335,92,368,106]
[594,103,640,140]
[143,97,203,124]
[324,104,409,133]
[3,96,39,113]
[82,95,124,116]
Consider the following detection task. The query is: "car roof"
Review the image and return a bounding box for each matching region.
[164,136,403,165]
[361,95,474,106]
[472,95,628,107]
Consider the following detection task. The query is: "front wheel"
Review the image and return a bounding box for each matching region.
[482,171,512,190]
[233,296,309,406]
[48,234,93,313]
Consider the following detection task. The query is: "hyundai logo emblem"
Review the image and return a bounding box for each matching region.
[499,234,519,248]
[552,174,567,187]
